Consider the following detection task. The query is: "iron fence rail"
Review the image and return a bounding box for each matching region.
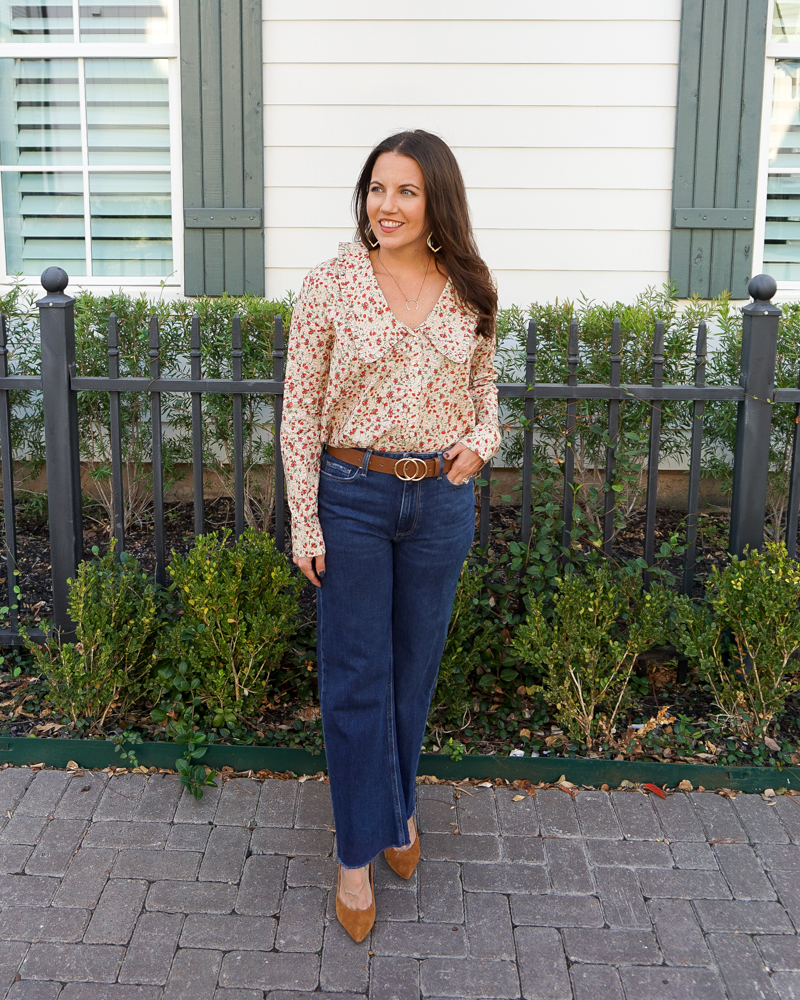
[0,268,789,644]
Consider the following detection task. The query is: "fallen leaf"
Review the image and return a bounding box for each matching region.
[65,760,80,771]
[678,779,693,791]
[519,728,531,739]
[512,794,525,802]
[643,783,666,798]
[619,779,635,789]
[764,736,780,752]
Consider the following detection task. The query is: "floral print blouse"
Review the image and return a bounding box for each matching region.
[280,242,502,557]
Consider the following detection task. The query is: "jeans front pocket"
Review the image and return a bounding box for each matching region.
[319,454,361,482]
[442,473,472,489]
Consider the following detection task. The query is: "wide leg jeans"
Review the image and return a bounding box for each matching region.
[316,448,475,869]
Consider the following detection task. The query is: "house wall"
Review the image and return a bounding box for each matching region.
[262,0,682,307]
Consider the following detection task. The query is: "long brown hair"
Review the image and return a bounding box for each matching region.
[353,130,497,339]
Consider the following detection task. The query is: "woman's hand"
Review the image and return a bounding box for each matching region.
[443,442,484,485]
[294,553,326,587]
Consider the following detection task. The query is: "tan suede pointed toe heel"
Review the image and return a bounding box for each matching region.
[336,863,375,943]
[383,829,420,879]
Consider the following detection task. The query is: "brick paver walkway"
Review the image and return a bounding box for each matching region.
[0,768,799,999]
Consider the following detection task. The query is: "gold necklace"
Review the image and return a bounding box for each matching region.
[377,252,431,311]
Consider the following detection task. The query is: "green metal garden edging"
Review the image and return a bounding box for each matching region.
[0,737,797,793]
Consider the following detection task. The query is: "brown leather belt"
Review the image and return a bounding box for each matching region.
[326,447,454,482]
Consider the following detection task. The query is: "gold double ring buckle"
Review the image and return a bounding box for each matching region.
[394,457,429,482]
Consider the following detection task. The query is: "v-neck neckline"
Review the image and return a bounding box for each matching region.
[367,250,451,333]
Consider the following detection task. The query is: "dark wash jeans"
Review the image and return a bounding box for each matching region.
[316,448,475,869]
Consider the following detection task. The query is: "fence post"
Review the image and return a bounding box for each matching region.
[37,267,82,639]
[729,274,780,558]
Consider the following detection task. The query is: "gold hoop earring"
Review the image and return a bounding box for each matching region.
[427,233,442,253]
[365,224,379,248]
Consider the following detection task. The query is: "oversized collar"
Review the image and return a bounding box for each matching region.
[334,242,477,364]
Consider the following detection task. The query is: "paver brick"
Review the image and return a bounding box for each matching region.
[648,898,712,967]
[758,844,800,869]
[695,898,796,933]
[770,870,800,929]
[199,825,250,883]
[416,785,456,834]
[320,917,371,993]
[250,827,333,857]
[610,790,662,840]
[374,851,418,890]
[118,911,183,985]
[235,856,286,915]
[59,987,161,1000]
[418,861,463,923]
[25,819,87,877]
[514,927,570,1000]
[544,839,593,893]
[214,991,263,1000]
[461,861,547,895]
[0,905,90,943]
[619,966,726,1000]
[112,849,201,881]
[494,790,538,837]
[586,838,672,868]
[294,780,333,830]
[0,813,48,845]
[561,928,662,965]
[651,791,705,841]
[0,941,29,994]
[772,971,800,999]
[509,893,603,928]
[166,824,211,852]
[163,947,222,1000]
[373,921,467,958]
[670,841,718,869]
[20,943,124,982]
[501,837,545,864]
[0,768,35,813]
[755,935,800,970]
[691,792,747,842]
[84,878,148,945]
[53,848,115,908]
[0,874,59,906]
[132,774,182,823]
[173,784,221,824]
[214,779,259,827]
[637,867,731,899]
[219,950,320,991]
[420,957,521,999]
[5,982,64,1000]
[374,886,418,921]
[715,842,776,899]
[16,770,70,816]
[466,893,514,961]
[456,789,498,835]
[182,913,277,953]
[419,833,500,863]
[54,772,108,820]
[266,994,363,1000]
[370,955,419,1000]
[709,932,781,1000]
[255,779,298,828]
[733,793,791,843]
[575,791,622,840]
[0,843,33,873]
[594,866,649,927]
[535,789,579,838]
[275,886,325,952]
[774,796,800,844]
[92,775,147,822]
[569,965,625,1000]
[146,881,237,914]
[83,822,170,851]
[285,855,335,888]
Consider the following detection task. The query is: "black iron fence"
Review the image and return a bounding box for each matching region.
[0,268,793,644]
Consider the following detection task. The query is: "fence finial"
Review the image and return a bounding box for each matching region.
[748,274,777,302]
[40,267,69,295]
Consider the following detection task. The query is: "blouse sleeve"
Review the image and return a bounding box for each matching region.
[458,332,502,462]
[280,273,336,558]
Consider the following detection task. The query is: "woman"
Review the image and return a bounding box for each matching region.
[281,130,501,941]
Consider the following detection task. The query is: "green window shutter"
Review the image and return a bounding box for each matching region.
[670,0,768,298]
[179,0,264,296]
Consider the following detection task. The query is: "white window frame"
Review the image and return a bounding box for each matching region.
[0,0,183,290]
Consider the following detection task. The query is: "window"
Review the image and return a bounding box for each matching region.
[0,1,179,283]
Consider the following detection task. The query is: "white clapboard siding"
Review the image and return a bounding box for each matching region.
[263,4,681,305]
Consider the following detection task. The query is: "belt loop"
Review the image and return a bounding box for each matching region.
[437,452,444,479]
[360,448,372,477]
